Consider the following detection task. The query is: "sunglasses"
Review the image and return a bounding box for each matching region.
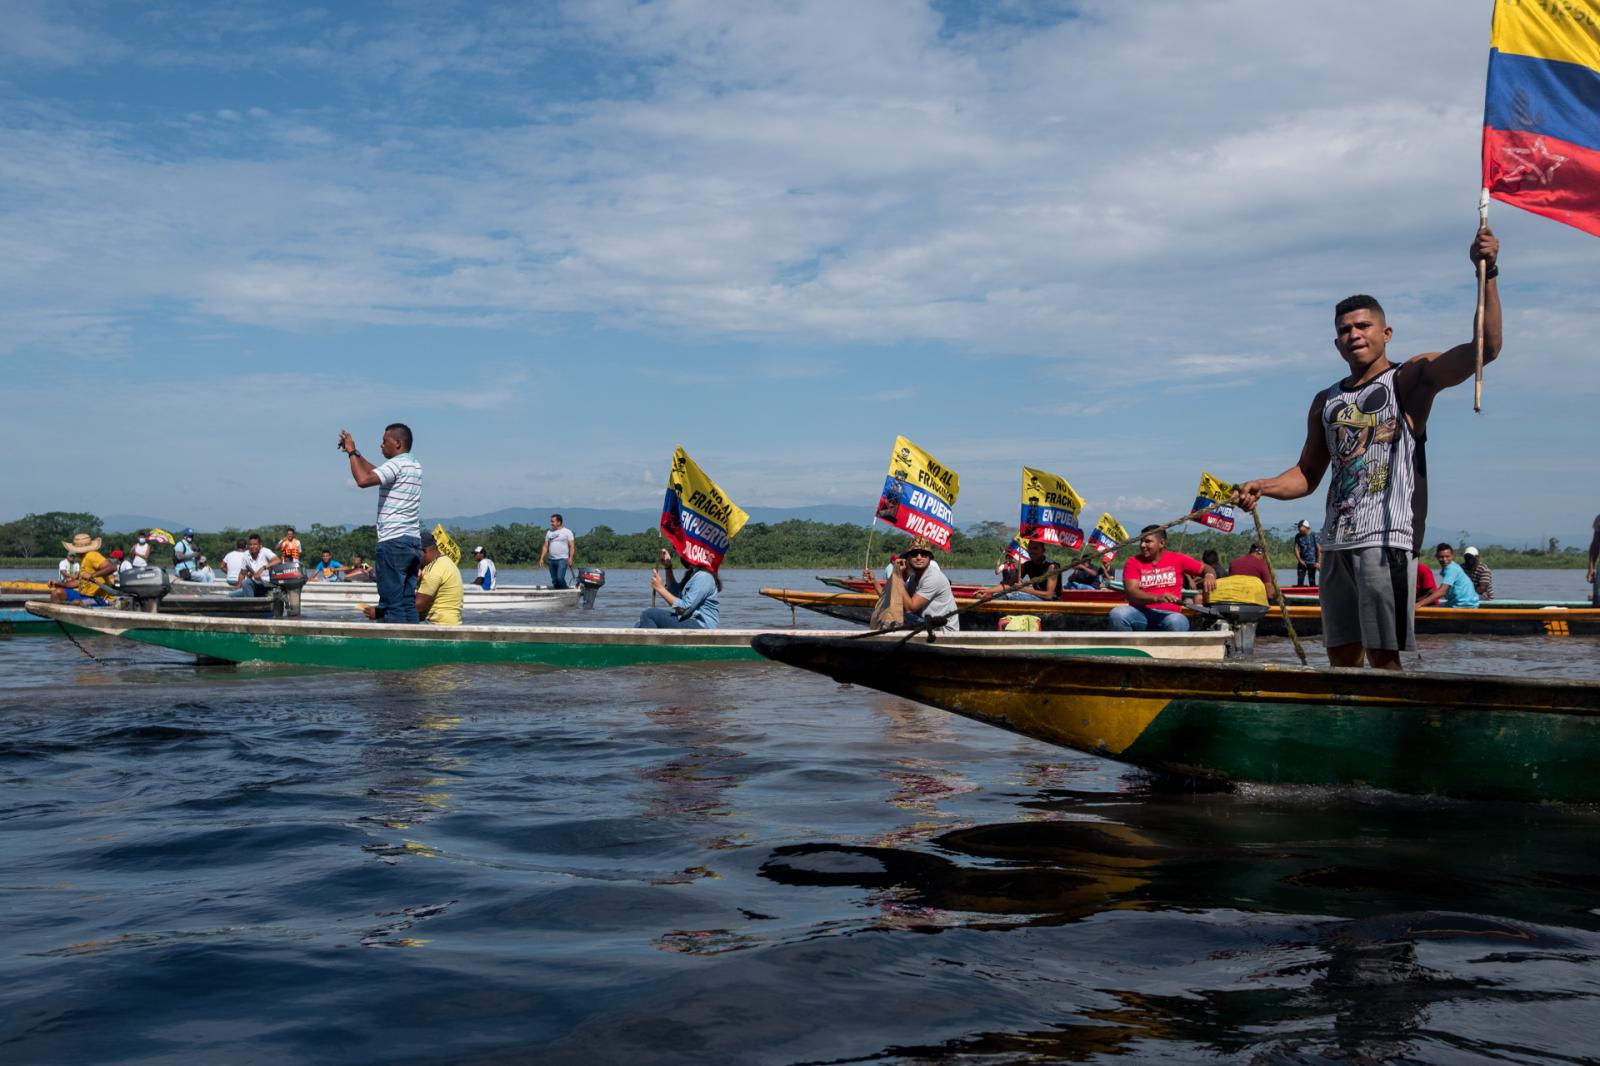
[905,550,932,559]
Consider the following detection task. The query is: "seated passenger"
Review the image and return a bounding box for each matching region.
[1063,556,1106,590]
[1418,544,1479,608]
[471,546,497,590]
[638,548,722,629]
[859,537,959,633]
[51,533,116,604]
[985,545,1058,601]
[1226,542,1281,604]
[1111,525,1216,632]
[1414,560,1437,603]
[309,549,345,582]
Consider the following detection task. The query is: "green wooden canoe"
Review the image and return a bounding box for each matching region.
[751,634,1600,803]
[26,603,1231,671]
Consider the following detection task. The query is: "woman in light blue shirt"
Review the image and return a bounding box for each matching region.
[637,549,721,629]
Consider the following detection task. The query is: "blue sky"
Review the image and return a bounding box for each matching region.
[4,0,1596,542]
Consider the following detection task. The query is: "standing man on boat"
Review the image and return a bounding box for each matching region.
[172,528,198,579]
[338,422,422,623]
[1589,515,1600,607]
[1293,520,1321,588]
[538,514,576,589]
[1234,228,1500,669]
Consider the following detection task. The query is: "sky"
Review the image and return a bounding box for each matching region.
[3,0,1596,543]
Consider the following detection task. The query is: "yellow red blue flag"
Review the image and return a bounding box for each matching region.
[1087,513,1127,556]
[1484,0,1600,236]
[1192,472,1238,532]
[875,436,960,551]
[660,446,748,572]
[1019,466,1085,550]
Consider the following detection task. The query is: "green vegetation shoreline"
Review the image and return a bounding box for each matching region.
[0,511,1589,572]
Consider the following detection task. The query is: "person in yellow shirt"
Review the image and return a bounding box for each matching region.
[415,531,462,625]
[364,530,461,624]
[50,533,116,603]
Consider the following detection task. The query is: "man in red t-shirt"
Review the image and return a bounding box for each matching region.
[1414,560,1438,604]
[1227,543,1281,604]
[1113,526,1218,631]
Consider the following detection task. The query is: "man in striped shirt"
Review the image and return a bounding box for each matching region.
[338,422,423,623]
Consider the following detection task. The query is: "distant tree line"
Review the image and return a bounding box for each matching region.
[0,512,1591,570]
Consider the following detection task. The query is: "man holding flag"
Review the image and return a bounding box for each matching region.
[1234,228,1501,670]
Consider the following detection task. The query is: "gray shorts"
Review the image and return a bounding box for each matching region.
[1320,546,1416,652]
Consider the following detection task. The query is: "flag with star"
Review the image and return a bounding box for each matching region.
[1482,0,1600,236]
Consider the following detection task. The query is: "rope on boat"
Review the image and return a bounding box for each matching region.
[55,618,107,663]
[1251,507,1308,665]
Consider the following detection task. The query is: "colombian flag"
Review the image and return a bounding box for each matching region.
[660,446,749,572]
[1192,472,1238,533]
[1088,513,1127,556]
[1483,1,1600,236]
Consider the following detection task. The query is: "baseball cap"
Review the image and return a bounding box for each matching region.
[421,530,438,548]
[1297,519,1310,529]
[473,545,485,554]
[182,527,194,536]
[1464,546,1479,556]
[110,549,125,559]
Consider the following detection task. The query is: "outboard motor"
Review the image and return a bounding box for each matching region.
[115,567,172,613]
[577,567,605,609]
[1189,575,1271,657]
[266,561,307,618]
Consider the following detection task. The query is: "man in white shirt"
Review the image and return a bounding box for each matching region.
[221,539,249,585]
[537,513,576,589]
[472,546,497,590]
[339,422,422,623]
[230,534,279,597]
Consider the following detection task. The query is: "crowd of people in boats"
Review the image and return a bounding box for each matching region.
[41,228,1600,669]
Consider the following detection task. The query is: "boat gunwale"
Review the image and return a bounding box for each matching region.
[25,603,1234,651]
[750,634,1600,716]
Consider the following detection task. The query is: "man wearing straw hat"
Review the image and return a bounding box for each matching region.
[50,533,116,604]
[1235,228,1501,670]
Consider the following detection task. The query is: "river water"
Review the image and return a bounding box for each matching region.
[3,568,1598,1064]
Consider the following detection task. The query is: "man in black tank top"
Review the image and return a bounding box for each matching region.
[1233,228,1502,670]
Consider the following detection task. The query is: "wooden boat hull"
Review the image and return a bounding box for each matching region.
[751,635,1600,803]
[763,589,1600,637]
[26,603,1231,671]
[1,607,58,635]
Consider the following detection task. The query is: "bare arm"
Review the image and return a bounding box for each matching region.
[1417,582,1447,608]
[1393,228,1502,429]
[339,431,382,488]
[1587,529,1599,582]
[1235,395,1331,511]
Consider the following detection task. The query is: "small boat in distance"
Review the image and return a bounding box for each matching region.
[751,634,1600,804]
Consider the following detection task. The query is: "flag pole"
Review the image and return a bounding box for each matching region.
[1474,186,1489,412]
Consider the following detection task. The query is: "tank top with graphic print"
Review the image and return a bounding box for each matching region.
[1319,365,1426,553]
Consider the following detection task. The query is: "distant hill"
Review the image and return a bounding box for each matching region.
[426,504,877,535]
[102,514,185,533]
